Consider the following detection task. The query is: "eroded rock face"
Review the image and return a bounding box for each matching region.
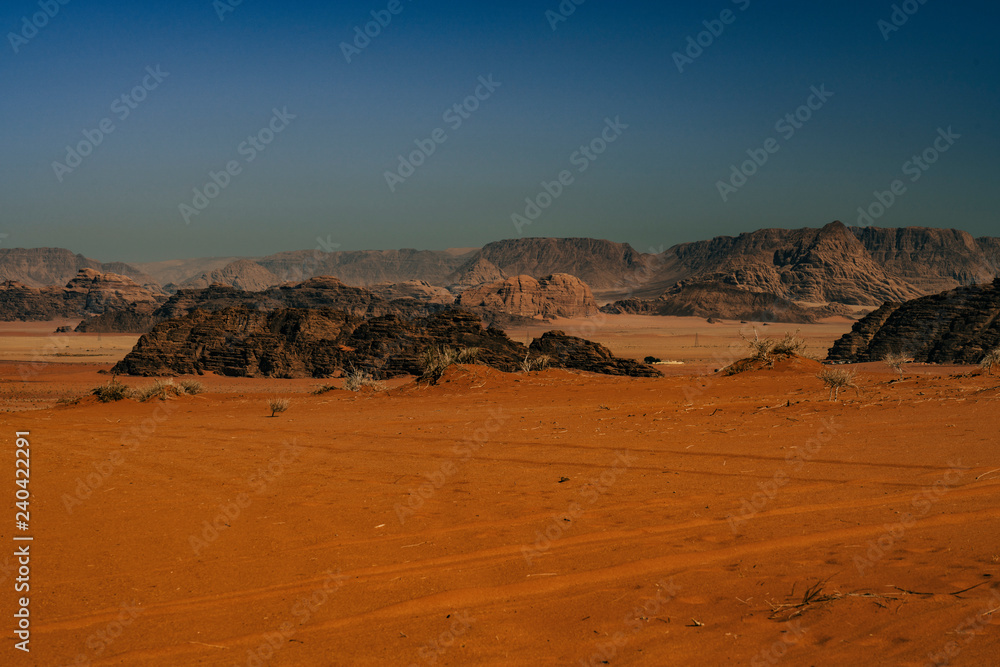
[368,280,456,305]
[458,274,599,318]
[602,283,826,323]
[65,269,160,314]
[851,227,996,294]
[0,270,161,321]
[178,259,281,292]
[529,331,661,377]
[447,256,508,286]
[111,307,655,379]
[826,278,1000,363]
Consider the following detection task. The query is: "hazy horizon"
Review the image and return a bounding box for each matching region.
[3,1,997,263]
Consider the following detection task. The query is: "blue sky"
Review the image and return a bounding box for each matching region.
[1,0,997,262]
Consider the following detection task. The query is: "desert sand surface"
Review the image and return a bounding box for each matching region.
[1,320,999,666]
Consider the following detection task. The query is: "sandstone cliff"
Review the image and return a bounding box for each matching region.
[0,269,162,321]
[457,274,599,319]
[368,280,456,304]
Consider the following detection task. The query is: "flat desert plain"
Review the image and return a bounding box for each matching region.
[1,316,999,666]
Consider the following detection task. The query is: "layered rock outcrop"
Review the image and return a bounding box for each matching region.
[368,280,455,304]
[112,307,658,379]
[529,331,661,377]
[827,279,1000,363]
[0,270,162,321]
[458,274,598,318]
[603,283,827,323]
[77,277,442,332]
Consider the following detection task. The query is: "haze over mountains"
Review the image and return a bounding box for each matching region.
[2,223,998,325]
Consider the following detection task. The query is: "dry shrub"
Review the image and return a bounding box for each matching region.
[818,368,859,401]
[268,398,290,417]
[981,348,1000,376]
[179,379,205,394]
[343,370,386,392]
[882,353,910,379]
[420,346,481,384]
[92,378,132,402]
[136,379,183,402]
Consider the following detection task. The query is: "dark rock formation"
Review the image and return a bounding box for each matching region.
[458,274,599,318]
[111,308,656,379]
[826,279,1000,363]
[529,331,661,377]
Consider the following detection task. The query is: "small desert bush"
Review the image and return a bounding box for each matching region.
[420,346,481,384]
[268,397,290,417]
[343,369,386,392]
[772,331,807,357]
[135,379,183,402]
[519,353,553,373]
[179,379,204,395]
[817,368,859,401]
[981,348,1000,376]
[740,329,775,361]
[311,383,339,395]
[92,378,132,403]
[882,353,910,379]
[741,329,806,362]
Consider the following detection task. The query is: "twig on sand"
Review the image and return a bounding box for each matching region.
[949,582,987,597]
[766,580,903,621]
[687,618,704,627]
[188,641,229,649]
[975,468,1000,481]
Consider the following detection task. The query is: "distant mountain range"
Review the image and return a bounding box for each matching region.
[2,223,998,324]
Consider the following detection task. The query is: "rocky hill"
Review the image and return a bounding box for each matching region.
[602,282,834,323]
[0,269,162,321]
[368,280,455,304]
[447,255,508,287]
[111,307,660,379]
[0,248,158,291]
[76,277,440,332]
[466,238,655,291]
[457,274,599,319]
[827,278,1000,363]
[658,222,922,306]
[850,226,996,293]
[256,249,472,286]
[178,259,281,292]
